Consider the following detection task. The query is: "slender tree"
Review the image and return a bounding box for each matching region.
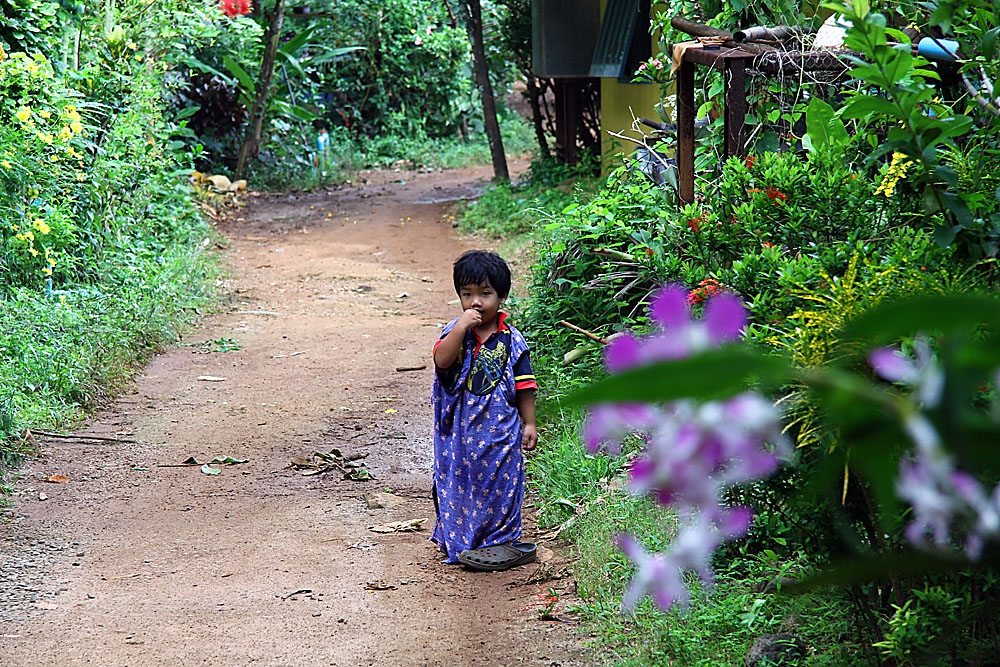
[459,0,509,183]
[235,0,286,180]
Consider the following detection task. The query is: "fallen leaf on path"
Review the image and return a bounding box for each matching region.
[211,455,248,465]
[200,464,221,475]
[181,455,248,466]
[384,408,397,414]
[288,449,373,480]
[364,580,397,591]
[196,376,226,382]
[271,351,306,359]
[281,588,312,600]
[368,518,426,533]
[44,474,69,483]
[364,492,405,509]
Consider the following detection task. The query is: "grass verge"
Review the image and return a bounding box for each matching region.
[0,212,217,482]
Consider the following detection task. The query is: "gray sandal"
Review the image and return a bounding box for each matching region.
[458,542,537,571]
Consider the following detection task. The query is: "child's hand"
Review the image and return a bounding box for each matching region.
[522,423,538,451]
[458,308,483,331]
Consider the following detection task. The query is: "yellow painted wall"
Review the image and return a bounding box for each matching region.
[600,79,666,170]
[598,1,670,173]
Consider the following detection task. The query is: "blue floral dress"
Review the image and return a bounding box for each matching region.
[430,313,535,563]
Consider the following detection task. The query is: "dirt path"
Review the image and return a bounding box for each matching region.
[0,165,590,666]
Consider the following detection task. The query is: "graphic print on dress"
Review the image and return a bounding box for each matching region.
[466,331,510,396]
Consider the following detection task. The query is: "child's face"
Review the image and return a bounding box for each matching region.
[459,281,503,322]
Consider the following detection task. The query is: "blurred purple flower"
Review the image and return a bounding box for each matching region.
[616,534,689,611]
[896,429,1000,560]
[869,337,944,407]
[897,457,961,549]
[586,289,787,612]
[615,509,753,612]
[583,403,658,455]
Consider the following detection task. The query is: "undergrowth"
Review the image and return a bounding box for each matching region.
[247,111,538,192]
[0,235,217,473]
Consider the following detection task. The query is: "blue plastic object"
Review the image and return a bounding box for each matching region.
[917,37,959,62]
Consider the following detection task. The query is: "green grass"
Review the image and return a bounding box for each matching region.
[458,156,603,240]
[563,488,864,666]
[0,230,217,475]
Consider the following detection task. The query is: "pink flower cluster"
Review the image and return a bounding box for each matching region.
[870,342,1000,559]
[636,58,664,73]
[584,286,788,611]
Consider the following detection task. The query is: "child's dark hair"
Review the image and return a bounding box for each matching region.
[453,250,511,298]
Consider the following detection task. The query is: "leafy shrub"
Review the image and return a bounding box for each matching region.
[0,52,88,285]
[312,0,474,138]
[522,147,960,365]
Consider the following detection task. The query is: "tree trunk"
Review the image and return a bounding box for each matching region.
[235,0,286,180]
[461,0,509,183]
[524,74,551,160]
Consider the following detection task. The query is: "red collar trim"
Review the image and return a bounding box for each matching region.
[471,312,509,348]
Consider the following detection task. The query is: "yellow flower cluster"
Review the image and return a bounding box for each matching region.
[874,152,912,198]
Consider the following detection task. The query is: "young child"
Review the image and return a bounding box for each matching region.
[431,250,538,570]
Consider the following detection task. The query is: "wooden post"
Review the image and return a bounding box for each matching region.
[723,58,748,158]
[554,79,578,166]
[676,57,696,204]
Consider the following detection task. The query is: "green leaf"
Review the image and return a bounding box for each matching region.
[785,551,978,593]
[278,25,316,57]
[200,463,221,475]
[842,95,899,119]
[934,164,958,187]
[223,55,255,96]
[567,346,793,406]
[175,105,201,121]
[933,223,963,246]
[840,294,1000,345]
[272,100,317,122]
[984,27,999,60]
[308,45,366,66]
[210,456,249,464]
[804,97,849,152]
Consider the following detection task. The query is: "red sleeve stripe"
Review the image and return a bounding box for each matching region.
[515,380,538,391]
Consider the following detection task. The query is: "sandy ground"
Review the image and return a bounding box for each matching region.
[0,165,593,666]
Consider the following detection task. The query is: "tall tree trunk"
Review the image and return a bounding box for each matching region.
[460,0,509,183]
[235,0,286,180]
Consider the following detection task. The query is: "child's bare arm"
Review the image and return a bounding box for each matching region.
[434,309,481,369]
[517,389,537,450]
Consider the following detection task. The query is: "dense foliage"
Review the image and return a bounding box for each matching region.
[0,2,224,472]
[499,1,1000,663]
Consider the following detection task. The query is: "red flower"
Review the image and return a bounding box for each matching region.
[644,248,655,258]
[220,0,252,16]
[686,278,723,305]
[745,155,756,168]
[762,241,775,248]
[687,216,703,234]
[764,187,788,203]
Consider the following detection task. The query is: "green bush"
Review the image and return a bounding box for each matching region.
[0,30,216,474]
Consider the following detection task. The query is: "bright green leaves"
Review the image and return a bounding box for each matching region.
[802,98,849,154]
[828,0,990,252]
